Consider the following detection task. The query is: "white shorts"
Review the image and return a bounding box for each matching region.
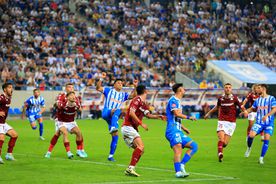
[217,121,236,136]
[0,123,13,134]
[248,112,257,121]
[121,126,140,148]
[55,120,78,133]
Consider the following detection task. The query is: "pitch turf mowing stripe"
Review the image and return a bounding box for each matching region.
[15,153,237,180]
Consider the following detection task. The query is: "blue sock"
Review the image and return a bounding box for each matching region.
[261,140,269,157]
[174,162,181,172]
[111,109,121,128]
[109,135,119,155]
[247,137,254,148]
[181,153,191,165]
[39,123,43,136]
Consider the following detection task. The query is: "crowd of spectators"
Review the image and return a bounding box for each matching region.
[77,0,275,86]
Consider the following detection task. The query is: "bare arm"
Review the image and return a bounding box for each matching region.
[173,109,196,121]
[181,124,190,134]
[39,106,46,114]
[204,105,218,119]
[129,110,148,131]
[146,113,166,120]
[21,103,28,119]
[96,72,106,93]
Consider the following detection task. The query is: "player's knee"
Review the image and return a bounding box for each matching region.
[190,142,198,155]
[32,126,37,130]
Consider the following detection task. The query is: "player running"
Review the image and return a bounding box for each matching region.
[204,83,246,162]
[241,84,263,141]
[21,89,46,140]
[166,83,197,178]
[244,84,276,164]
[96,72,138,161]
[122,85,165,177]
[0,83,18,164]
[45,83,87,159]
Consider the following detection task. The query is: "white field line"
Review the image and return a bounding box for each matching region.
[15,153,237,181]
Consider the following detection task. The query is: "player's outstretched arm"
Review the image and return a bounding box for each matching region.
[262,106,276,122]
[21,102,28,119]
[96,72,106,93]
[129,109,148,131]
[173,109,196,121]
[204,105,218,119]
[146,113,166,121]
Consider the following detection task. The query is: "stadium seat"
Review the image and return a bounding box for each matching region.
[13,108,22,115]
[8,108,15,115]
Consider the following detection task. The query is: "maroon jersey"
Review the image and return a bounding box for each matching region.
[246,92,259,107]
[217,94,241,122]
[58,99,81,122]
[123,96,149,131]
[0,94,11,124]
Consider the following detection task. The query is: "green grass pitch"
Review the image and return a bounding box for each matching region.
[1,118,275,184]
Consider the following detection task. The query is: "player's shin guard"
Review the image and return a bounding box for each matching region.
[218,141,224,154]
[130,147,143,167]
[247,137,254,148]
[261,140,269,157]
[111,109,121,127]
[110,135,118,156]
[48,134,59,152]
[7,137,17,153]
[39,123,43,136]
[64,142,70,152]
[0,140,4,155]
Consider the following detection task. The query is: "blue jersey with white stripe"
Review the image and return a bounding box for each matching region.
[252,95,276,126]
[103,87,129,110]
[25,96,45,115]
[166,96,182,133]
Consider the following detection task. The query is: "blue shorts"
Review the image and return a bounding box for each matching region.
[28,113,42,123]
[251,123,274,136]
[102,108,118,131]
[166,131,192,148]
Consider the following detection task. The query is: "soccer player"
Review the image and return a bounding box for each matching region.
[121,85,165,177]
[244,84,276,164]
[45,83,87,158]
[96,72,138,161]
[21,89,46,140]
[0,83,18,164]
[204,83,246,162]
[166,83,197,178]
[241,84,262,141]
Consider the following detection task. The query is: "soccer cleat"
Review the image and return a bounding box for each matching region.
[109,127,118,134]
[0,157,4,164]
[5,153,15,161]
[244,147,251,158]
[67,151,74,159]
[218,152,223,162]
[45,152,51,158]
[39,136,45,141]
[124,167,140,177]
[81,150,88,158]
[259,157,264,164]
[175,171,189,178]
[108,156,115,162]
[76,150,86,158]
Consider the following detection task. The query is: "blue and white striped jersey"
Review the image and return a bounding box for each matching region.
[25,96,45,115]
[103,87,129,109]
[166,96,182,133]
[252,95,276,126]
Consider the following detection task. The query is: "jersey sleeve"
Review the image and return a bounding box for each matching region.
[217,98,221,107]
[170,99,180,112]
[0,95,5,105]
[246,92,252,101]
[103,87,110,97]
[40,97,45,107]
[252,99,258,109]
[124,92,129,101]
[234,96,242,108]
[271,96,276,107]
[25,97,31,106]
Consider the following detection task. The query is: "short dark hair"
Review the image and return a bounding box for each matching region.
[66,91,75,97]
[136,85,146,95]
[114,78,123,85]
[66,83,74,87]
[224,83,232,86]
[172,83,183,93]
[33,88,39,93]
[2,83,12,90]
[260,84,268,90]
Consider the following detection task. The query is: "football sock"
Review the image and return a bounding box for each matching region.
[48,134,59,152]
[218,141,224,154]
[174,162,181,173]
[247,137,254,148]
[7,137,17,153]
[110,135,118,156]
[0,140,4,155]
[130,147,143,167]
[76,139,83,150]
[39,123,43,136]
[64,142,70,152]
[261,140,269,157]
[181,154,191,165]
